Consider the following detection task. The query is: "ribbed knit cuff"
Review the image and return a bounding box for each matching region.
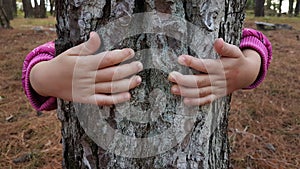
[24,53,57,111]
[240,36,269,89]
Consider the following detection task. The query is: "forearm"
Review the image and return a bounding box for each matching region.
[241,49,261,88]
[30,60,57,97]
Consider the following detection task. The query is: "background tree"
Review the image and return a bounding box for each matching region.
[55,0,246,168]
[33,0,46,18]
[22,0,34,18]
[22,0,47,18]
[12,0,16,16]
[49,0,55,16]
[0,3,11,28]
[278,0,283,16]
[245,0,254,10]
[1,0,14,20]
[289,0,295,15]
[294,0,300,16]
[266,0,272,10]
[255,0,266,16]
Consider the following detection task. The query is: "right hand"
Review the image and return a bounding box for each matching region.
[168,38,261,106]
[30,32,143,105]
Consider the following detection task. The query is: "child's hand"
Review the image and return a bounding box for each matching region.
[168,38,261,106]
[30,32,143,105]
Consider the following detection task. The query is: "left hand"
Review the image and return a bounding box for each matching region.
[168,38,261,106]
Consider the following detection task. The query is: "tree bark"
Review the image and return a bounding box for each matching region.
[0,3,11,28]
[55,0,246,168]
[22,0,34,18]
[289,0,295,15]
[266,0,272,10]
[278,0,283,16]
[12,0,16,16]
[255,0,265,17]
[49,0,55,16]
[33,0,46,18]
[1,0,13,20]
[295,0,300,16]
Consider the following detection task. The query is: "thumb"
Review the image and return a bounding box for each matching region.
[214,38,243,58]
[64,31,101,56]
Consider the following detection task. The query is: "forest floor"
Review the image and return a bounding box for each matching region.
[0,15,299,169]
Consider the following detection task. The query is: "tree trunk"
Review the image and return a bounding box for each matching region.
[1,0,13,20]
[22,0,34,18]
[49,0,55,16]
[32,0,46,18]
[12,0,16,16]
[246,0,255,10]
[55,0,246,168]
[295,0,300,16]
[255,0,265,17]
[289,0,295,15]
[0,3,11,28]
[278,0,283,16]
[266,0,272,10]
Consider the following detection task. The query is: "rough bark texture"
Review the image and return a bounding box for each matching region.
[55,0,246,168]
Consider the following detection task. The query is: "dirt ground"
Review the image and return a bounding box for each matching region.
[0,16,299,169]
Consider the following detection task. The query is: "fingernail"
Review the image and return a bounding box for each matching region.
[168,72,176,82]
[183,98,192,105]
[124,48,135,58]
[136,76,142,84]
[137,62,143,71]
[125,93,131,100]
[171,86,179,94]
[169,71,181,82]
[178,55,187,65]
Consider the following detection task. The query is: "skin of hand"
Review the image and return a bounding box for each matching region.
[30,32,143,105]
[168,38,261,106]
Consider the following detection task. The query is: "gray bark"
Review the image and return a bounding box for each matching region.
[55,0,246,168]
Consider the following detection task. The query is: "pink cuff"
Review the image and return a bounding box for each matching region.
[22,42,57,111]
[240,28,272,89]
[23,53,57,111]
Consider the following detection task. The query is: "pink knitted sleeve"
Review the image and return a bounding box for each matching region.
[22,42,57,111]
[240,28,273,89]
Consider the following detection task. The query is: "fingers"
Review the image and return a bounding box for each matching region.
[97,48,135,69]
[171,85,212,98]
[65,32,101,56]
[82,92,132,106]
[214,38,243,58]
[177,55,223,74]
[168,71,212,88]
[94,93,131,105]
[96,61,143,82]
[95,76,142,94]
[183,95,218,106]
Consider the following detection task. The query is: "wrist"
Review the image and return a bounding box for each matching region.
[30,61,54,97]
[242,49,261,88]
